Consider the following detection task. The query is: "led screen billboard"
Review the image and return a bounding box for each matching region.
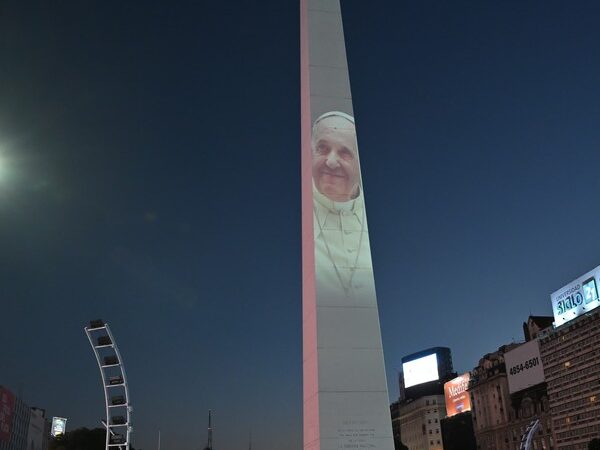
[551,265,600,326]
[444,373,471,417]
[504,340,545,394]
[403,353,439,388]
[0,387,15,442]
[51,417,67,437]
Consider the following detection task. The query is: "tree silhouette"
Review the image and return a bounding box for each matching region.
[49,428,136,450]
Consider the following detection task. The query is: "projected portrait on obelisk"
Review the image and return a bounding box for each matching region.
[301,1,394,449]
[311,111,376,307]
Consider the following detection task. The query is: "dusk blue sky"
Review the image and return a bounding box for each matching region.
[2,2,600,450]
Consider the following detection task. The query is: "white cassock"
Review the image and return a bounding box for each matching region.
[313,184,377,307]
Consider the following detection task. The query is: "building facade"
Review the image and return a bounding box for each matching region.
[469,341,555,450]
[469,344,518,450]
[390,401,403,449]
[507,382,553,450]
[0,387,30,450]
[26,408,49,450]
[523,316,554,343]
[398,395,446,450]
[440,411,476,450]
[539,309,600,450]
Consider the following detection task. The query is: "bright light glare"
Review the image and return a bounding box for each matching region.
[0,148,15,188]
[0,152,5,181]
[0,139,21,194]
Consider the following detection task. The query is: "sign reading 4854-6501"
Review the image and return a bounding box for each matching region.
[504,340,545,394]
[508,356,541,376]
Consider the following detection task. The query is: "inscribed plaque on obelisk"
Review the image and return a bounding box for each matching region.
[300,1,395,450]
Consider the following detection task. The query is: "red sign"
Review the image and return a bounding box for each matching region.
[0,387,15,442]
[444,373,471,417]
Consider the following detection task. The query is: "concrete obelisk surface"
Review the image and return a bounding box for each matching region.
[301,1,395,450]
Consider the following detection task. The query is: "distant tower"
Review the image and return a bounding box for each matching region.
[203,410,213,450]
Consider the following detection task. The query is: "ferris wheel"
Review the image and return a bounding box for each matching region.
[85,320,133,450]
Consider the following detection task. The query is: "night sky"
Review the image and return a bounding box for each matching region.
[2,1,600,450]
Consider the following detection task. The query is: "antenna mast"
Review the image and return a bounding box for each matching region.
[207,410,213,450]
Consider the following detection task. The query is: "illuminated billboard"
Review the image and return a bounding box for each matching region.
[551,265,600,326]
[444,373,471,417]
[51,417,67,437]
[403,353,439,388]
[0,387,15,442]
[301,1,394,449]
[504,340,545,394]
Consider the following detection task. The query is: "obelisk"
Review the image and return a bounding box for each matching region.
[300,1,395,450]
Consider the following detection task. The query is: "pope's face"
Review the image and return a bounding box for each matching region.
[312,116,360,202]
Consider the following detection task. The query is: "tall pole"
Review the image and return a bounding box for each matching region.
[207,410,213,450]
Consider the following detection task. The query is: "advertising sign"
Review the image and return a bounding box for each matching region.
[0,387,15,442]
[51,417,67,437]
[551,265,600,326]
[27,409,45,450]
[301,1,394,449]
[403,353,439,388]
[504,340,545,394]
[444,373,471,417]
